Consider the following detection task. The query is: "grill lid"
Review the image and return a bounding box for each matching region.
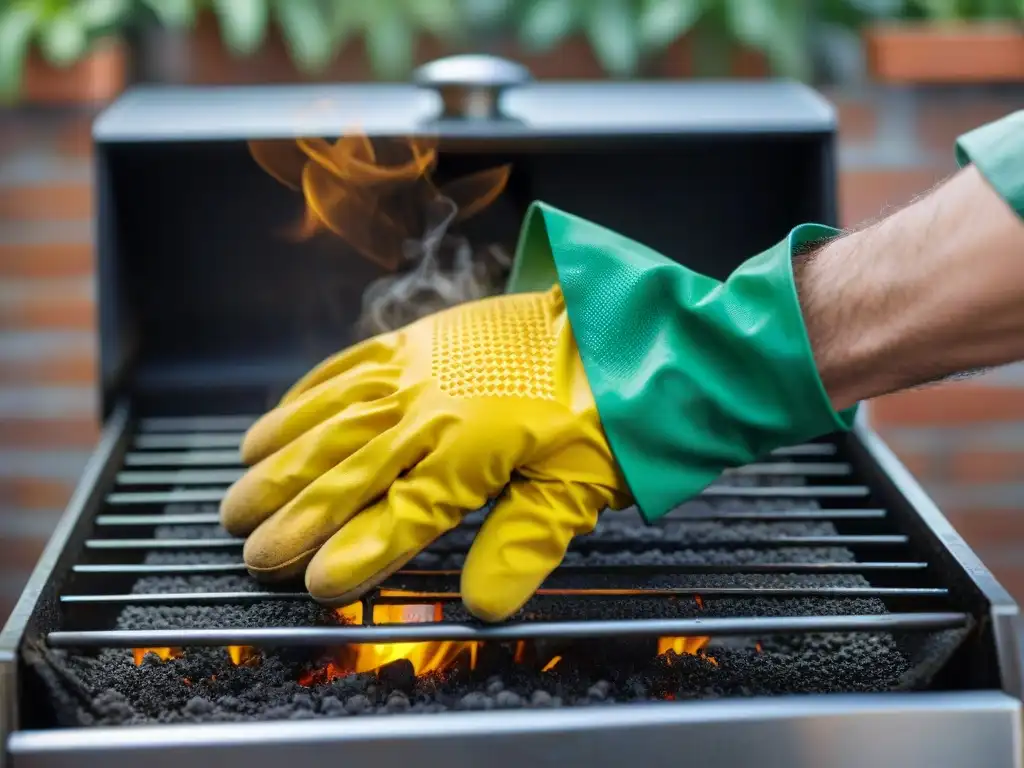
[93,56,838,419]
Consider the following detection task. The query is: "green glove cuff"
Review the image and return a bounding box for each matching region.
[955,110,1024,221]
[508,202,857,524]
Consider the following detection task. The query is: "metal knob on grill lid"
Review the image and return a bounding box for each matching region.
[413,54,532,120]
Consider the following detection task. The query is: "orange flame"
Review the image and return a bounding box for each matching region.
[295,601,480,684]
[247,132,510,271]
[132,647,182,665]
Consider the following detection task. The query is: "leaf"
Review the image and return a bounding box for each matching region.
[724,0,812,80]
[364,3,415,80]
[0,3,40,102]
[518,0,579,52]
[38,7,88,66]
[139,0,197,29]
[584,0,640,77]
[73,0,132,30]
[274,0,335,74]
[210,0,270,55]
[638,0,702,52]
[405,0,464,40]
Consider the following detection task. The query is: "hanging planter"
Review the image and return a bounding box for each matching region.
[864,21,1024,83]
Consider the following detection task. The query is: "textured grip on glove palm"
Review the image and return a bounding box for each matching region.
[220,285,632,622]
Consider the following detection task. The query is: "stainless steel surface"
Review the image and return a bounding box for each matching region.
[0,406,130,768]
[8,692,1021,768]
[413,54,532,120]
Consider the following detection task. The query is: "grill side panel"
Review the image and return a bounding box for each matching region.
[848,413,1023,699]
[0,406,131,759]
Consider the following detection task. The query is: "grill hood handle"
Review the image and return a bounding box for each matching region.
[413,54,532,121]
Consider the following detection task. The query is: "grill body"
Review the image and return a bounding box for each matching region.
[1,59,1022,767]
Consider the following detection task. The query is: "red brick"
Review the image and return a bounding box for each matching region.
[0,243,92,278]
[985,563,1024,604]
[0,353,95,386]
[0,287,94,330]
[951,452,1024,484]
[0,417,99,448]
[886,449,933,482]
[0,479,75,510]
[53,115,96,159]
[0,539,48,573]
[824,92,878,145]
[839,168,946,229]
[945,508,1024,552]
[917,99,1019,159]
[0,185,92,222]
[870,382,1024,427]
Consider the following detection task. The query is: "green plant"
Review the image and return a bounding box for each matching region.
[197,0,467,80]
[326,0,466,80]
[827,0,1023,21]
[0,0,131,100]
[511,0,815,81]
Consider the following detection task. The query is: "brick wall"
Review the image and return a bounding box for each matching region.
[0,111,98,620]
[0,85,1023,622]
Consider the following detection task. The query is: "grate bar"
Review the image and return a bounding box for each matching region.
[104,486,872,506]
[107,489,227,505]
[700,485,870,498]
[93,510,888,528]
[116,470,245,486]
[96,513,223,526]
[723,462,851,476]
[73,563,249,575]
[638,508,886,522]
[45,612,970,648]
[69,561,930,576]
[85,538,245,550]
[58,586,950,606]
[769,444,837,457]
[82,534,909,552]
[124,451,242,467]
[134,432,247,449]
[137,416,258,432]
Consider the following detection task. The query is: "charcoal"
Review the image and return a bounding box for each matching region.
[154,525,233,540]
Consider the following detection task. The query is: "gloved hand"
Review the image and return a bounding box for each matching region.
[221,201,857,622]
[219,283,633,622]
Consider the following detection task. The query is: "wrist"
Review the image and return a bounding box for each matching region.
[795,164,1024,412]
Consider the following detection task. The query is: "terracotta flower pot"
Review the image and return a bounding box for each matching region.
[21,37,128,104]
[864,22,1024,84]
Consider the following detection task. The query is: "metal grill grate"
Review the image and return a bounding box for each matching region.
[47,415,971,650]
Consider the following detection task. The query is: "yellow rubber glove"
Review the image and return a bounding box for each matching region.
[219,285,633,622]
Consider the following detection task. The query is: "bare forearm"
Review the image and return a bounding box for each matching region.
[795,164,1024,411]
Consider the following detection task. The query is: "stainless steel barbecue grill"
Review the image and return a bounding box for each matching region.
[1,56,1022,768]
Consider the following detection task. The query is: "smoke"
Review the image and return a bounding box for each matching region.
[353,194,511,340]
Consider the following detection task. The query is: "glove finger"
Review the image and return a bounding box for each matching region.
[221,395,402,537]
[460,480,609,623]
[241,362,399,465]
[277,332,399,407]
[304,451,498,607]
[240,425,426,581]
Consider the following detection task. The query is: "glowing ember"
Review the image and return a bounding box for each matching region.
[295,602,480,683]
[227,646,260,666]
[657,636,711,657]
[694,594,705,610]
[247,132,510,272]
[132,647,181,666]
[755,642,763,653]
[541,656,562,672]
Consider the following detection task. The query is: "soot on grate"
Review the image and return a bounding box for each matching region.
[36,499,956,727]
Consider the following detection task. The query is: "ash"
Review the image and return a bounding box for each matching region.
[39,497,931,727]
